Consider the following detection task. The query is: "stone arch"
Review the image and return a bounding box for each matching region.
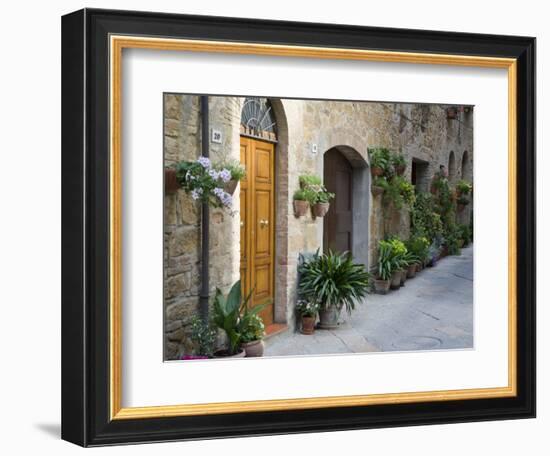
[322,145,370,270]
[448,150,456,183]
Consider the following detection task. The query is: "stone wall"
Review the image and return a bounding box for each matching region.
[163,95,473,359]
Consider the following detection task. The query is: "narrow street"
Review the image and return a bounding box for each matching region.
[264,245,474,356]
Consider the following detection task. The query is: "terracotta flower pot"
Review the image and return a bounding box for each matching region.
[213,349,246,359]
[416,262,423,273]
[374,278,390,294]
[165,168,181,194]
[371,185,384,197]
[395,164,406,176]
[224,179,238,195]
[318,306,340,329]
[390,271,401,290]
[370,166,384,177]
[293,200,310,217]
[399,269,407,286]
[301,316,316,335]
[241,340,264,357]
[312,202,330,217]
[407,264,417,278]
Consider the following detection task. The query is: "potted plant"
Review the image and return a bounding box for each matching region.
[457,195,470,211]
[238,311,266,357]
[312,187,335,217]
[403,251,419,278]
[218,159,246,195]
[165,167,181,194]
[299,174,322,189]
[293,189,313,217]
[212,280,247,358]
[392,153,407,176]
[368,147,391,177]
[180,316,217,360]
[386,238,407,289]
[458,223,472,247]
[295,299,319,334]
[374,240,393,294]
[371,176,386,197]
[406,236,430,273]
[298,250,371,329]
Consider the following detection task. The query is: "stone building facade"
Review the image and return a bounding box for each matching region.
[164,95,474,359]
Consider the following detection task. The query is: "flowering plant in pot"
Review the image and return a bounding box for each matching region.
[175,156,240,209]
[298,250,371,329]
[238,310,266,357]
[368,147,391,177]
[312,187,335,217]
[216,158,246,195]
[295,299,319,334]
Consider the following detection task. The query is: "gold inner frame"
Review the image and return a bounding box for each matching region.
[109,35,518,420]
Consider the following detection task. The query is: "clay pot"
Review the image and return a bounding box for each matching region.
[318,306,340,329]
[399,269,407,286]
[165,168,181,194]
[224,179,238,195]
[390,271,402,290]
[293,200,310,217]
[407,264,417,278]
[312,202,330,217]
[416,262,423,273]
[301,316,316,335]
[374,278,391,295]
[241,340,264,357]
[371,166,384,177]
[213,349,246,359]
[371,185,384,197]
[395,164,406,176]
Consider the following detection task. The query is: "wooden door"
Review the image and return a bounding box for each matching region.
[324,149,353,254]
[240,137,275,326]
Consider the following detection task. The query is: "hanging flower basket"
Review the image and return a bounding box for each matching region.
[312,202,330,217]
[370,166,384,177]
[293,200,310,217]
[224,179,239,195]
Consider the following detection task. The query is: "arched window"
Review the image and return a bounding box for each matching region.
[240,97,278,142]
[448,151,456,183]
[461,150,469,180]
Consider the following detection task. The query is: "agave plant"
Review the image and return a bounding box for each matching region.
[298,250,371,314]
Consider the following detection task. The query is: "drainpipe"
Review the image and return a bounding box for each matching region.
[199,96,210,321]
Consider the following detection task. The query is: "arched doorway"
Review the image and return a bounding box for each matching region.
[461,150,469,180]
[448,151,456,183]
[324,149,353,254]
[239,97,277,326]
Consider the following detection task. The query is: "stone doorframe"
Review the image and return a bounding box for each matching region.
[322,145,370,270]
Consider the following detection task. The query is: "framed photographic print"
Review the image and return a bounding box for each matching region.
[61,8,535,447]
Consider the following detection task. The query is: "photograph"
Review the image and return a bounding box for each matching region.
[163,95,475,361]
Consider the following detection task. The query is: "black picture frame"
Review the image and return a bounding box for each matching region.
[62,8,536,447]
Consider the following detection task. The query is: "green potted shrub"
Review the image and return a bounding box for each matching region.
[456,179,472,196]
[371,176,386,197]
[298,250,371,329]
[387,238,407,289]
[374,240,393,294]
[238,310,266,357]
[392,153,407,176]
[293,188,314,217]
[368,147,391,177]
[181,316,217,360]
[312,187,335,217]
[212,280,248,358]
[406,236,430,273]
[295,299,319,334]
[299,174,322,188]
[458,223,472,247]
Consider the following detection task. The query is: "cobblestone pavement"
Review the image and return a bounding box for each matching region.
[264,245,474,356]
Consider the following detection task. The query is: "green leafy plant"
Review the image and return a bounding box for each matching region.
[293,188,317,204]
[189,316,217,357]
[298,250,371,314]
[368,147,392,172]
[315,188,335,204]
[457,195,470,205]
[295,299,320,317]
[406,236,430,263]
[397,177,416,206]
[391,153,407,168]
[411,193,444,244]
[299,174,322,188]
[457,223,472,244]
[238,313,265,344]
[382,177,405,209]
[377,240,395,280]
[387,238,408,271]
[443,223,462,255]
[456,180,473,195]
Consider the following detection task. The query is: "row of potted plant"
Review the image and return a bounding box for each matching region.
[293,174,335,218]
[165,156,246,209]
[369,147,407,178]
[295,250,371,334]
[182,279,267,360]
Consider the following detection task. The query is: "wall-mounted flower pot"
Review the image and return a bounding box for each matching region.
[293,200,310,217]
[371,185,384,197]
[301,316,316,335]
[224,179,238,195]
[165,168,181,194]
[370,166,384,177]
[373,278,390,294]
[312,202,330,217]
[241,340,264,357]
[446,107,458,119]
[318,306,340,329]
[395,164,406,176]
[390,271,401,289]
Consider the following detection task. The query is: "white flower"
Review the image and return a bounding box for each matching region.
[197,156,211,169]
[208,169,220,180]
[219,168,232,183]
[190,187,203,200]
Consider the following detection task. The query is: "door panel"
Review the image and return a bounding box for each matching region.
[324,149,353,255]
[239,136,275,326]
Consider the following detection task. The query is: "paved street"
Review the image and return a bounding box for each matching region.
[264,245,474,356]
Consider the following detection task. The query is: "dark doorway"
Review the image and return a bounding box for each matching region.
[411,158,429,193]
[324,148,353,254]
